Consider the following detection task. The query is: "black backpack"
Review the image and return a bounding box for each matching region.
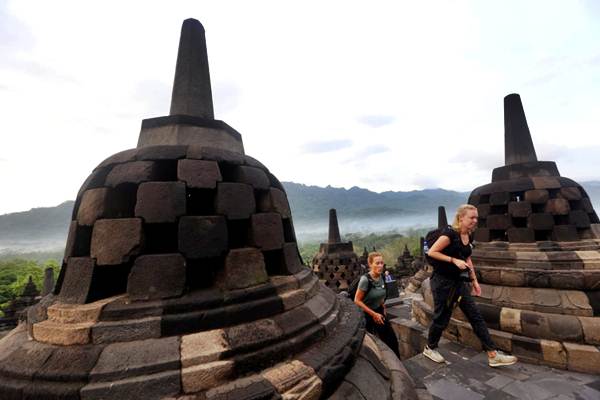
[425,225,467,268]
[347,273,387,301]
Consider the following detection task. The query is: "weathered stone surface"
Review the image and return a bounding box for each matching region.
[177,159,222,188]
[490,329,513,352]
[342,357,390,400]
[545,198,571,215]
[48,296,118,324]
[508,201,531,217]
[487,214,511,230]
[181,329,230,367]
[258,188,291,218]
[90,336,180,382]
[560,186,582,201]
[219,248,268,290]
[490,192,510,205]
[532,176,561,189]
[136,145,187,160]
[524,189,549,204]
[500,308,522,334]
[33,320,93,345]
[473,228,490,242]
[215,182,256,219]
[187,145,245,164]
[178,216,228,258]
[500,270,525,286]
[127,254,186,300]
[552,225,579,242]
[182,360,234,393]
[82,370,181,400]
[540,339,567,368]
[282,243,304,274]
[35,345,104,382]
[91,218,144,265]
[578,316,600,345]
[477,204,491,218]
[205,375,278,400]
[91,317,161,343]
[507,227,535,243]
[527,213,554,230]
[512,335,541,364]
[564,342,600,374]
[521,311,550,339]
[547,313,583,342]
[105,161,157,187]
[261,360,317,394]
[457,323,483,351]
[226,318,283,351]
[280,289,307,311]
[250,213,284,251]
[97,148,138,168]
[232,165,270,190]
[135,182,186,223]
[78,188,111,225]
[0,339,55,380]
[569,210,591,228]
[58,257,95,304]
[281,375,322,400]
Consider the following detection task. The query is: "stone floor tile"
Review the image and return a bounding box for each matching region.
[585,379,600,391]
[485,375,514,390]
[483,388,520,400]
[501,380,554,400]
[576,385,600,400]
[524,378,580,396]
[425,378,485,400]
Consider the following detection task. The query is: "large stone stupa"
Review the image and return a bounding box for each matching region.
[409,94,600,374]
[0,19,416,399]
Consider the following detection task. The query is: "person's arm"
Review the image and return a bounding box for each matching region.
[355,287,385,325]
[428,235,469,270]
[467,256,481,296]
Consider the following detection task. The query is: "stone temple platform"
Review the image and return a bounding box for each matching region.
[387,296,600,400]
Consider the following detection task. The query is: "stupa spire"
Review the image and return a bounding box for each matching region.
[438,206,448,228]
[169,18,214,119]
[328,208,342,244]
[504,93,537,165]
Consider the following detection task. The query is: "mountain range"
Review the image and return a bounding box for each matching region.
[2,181,600,252]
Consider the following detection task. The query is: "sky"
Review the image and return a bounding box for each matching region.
[1,0,600,215]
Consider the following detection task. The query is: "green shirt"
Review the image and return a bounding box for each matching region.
[358,274,386,310]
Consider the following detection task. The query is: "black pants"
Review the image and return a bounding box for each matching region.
[427,273,495,351]
[364,306,401,359]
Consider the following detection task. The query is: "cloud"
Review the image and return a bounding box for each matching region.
[412,174,442,189]
[355,144,390,158]
[301,139,353,154]
[449,150,502,172]
[213,81,241,114]
[133,79,170,116]
[357,115,395,128]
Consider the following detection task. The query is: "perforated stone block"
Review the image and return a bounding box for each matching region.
[91,218,144,265]
[545,198,571,215]
[177,159,222,189]
[58,257,95,304]
[507,227,535,243]
[220,248,268,290]
[489,192,510,205]
[527,213,554,230]
[135,181,186,223]
[250,213,285,251]
[508,201,531,218]
[215,182,256,219]
[105,161,157,187]
[524,189,549,204]
[178,216,228,258]
[127,254,186,300]
[552,225,578,242]
[78,188,111,226]
[487,214,510,230]
[569,210,590,228]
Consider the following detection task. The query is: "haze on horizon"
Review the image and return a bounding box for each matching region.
[1,0,600,215]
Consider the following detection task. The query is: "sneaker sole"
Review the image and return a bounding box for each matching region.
[489,359,517,367]
[423,352,445,364]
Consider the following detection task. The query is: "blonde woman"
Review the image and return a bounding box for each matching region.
[354,252,401,358]
[423,204,517,367]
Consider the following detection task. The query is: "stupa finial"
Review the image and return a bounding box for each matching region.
[169,18,214,119]
[328,208,342,244]
[504,93,537,165]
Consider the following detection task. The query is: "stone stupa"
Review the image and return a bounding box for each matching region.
[409,94,600,374]
[0,19,416,399]
[312,209,362,293]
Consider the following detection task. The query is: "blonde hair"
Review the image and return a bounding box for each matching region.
[451,204,478,232]
[367,252,383,266]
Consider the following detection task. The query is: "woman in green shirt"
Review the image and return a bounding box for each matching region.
[354,252,401,358]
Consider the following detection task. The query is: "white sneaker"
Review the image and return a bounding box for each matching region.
[423,345,445,363]
[488,351,517,367]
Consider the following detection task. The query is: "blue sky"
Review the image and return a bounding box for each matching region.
[1,0,600,214]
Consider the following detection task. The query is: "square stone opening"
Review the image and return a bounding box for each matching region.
[512,217,527,228]
[88,262,133,302]
[186,256,223,290]
[553,215,570,226]
[490,229,506,241]
[69,225,93,257]
[263,249,287,276]
[534,230,551,241]
[490,205,508,215]
[186,188,216,215]
[479,194,490,204]
[282,219,296,242]
[153,160,179,181]
[227,219,250,248]
[144,223,179,253]
[108,183,138,218]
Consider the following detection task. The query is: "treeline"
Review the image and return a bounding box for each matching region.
[0,259,60,316]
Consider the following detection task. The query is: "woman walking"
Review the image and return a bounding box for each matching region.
[354,252,401,359]
[423,204,517,367]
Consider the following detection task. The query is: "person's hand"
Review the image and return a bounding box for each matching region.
[452,258,469,270]
[372,313,385,325]
[471,281,481,296]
